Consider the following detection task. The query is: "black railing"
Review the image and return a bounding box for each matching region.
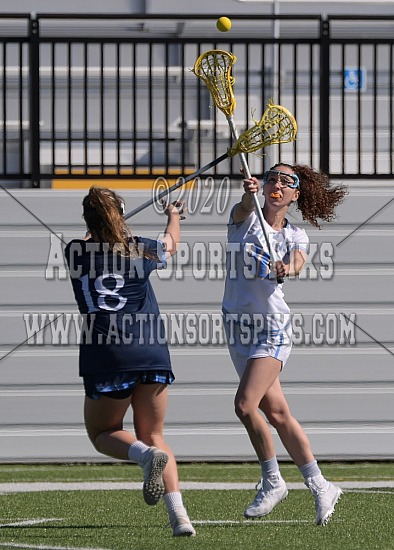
[0,14,393,187]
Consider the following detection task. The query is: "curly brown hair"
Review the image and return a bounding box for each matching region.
[82,186,137,256]
[271,163,348,228]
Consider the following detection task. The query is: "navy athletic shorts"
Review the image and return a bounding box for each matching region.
[83,370,175,400]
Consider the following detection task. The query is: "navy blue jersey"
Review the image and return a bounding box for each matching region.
[65,236,171,376]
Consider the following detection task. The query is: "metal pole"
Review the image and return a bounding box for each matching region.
[319,15,330,174]
[271,0,280,167]
[29,13,40,188]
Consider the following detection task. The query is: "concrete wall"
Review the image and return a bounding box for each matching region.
[1,0,393,17]
[1,181,393,462]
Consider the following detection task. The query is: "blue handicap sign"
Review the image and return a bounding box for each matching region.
[344,67,366,92]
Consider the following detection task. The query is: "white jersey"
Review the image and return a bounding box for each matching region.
[222,207,309,318]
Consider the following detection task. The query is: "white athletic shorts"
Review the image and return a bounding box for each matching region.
[223,311,293,378]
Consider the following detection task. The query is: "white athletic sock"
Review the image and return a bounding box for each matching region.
[299,460,322,481]
[260,456,280,478]
[163,492,187,519]
[127,441,150,466]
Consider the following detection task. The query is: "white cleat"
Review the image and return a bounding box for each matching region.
[305,475,343,526]
[141,447,168,505]
[244,474,288,518]
[170,515,196,537]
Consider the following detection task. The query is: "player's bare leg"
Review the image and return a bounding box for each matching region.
[133,383,196,536]
[260,375,343,525]
[235,357,288,517]
[84,392,168,505]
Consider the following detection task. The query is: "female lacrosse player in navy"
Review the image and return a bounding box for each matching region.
[65,186,195,537]
[222,163,347,526]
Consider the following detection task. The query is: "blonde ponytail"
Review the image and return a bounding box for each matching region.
[82,186,137,256]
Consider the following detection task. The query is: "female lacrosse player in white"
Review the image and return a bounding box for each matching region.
[222,163,347,526]
[65,186,195,537]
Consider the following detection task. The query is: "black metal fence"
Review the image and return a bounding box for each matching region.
[0,13,393,187]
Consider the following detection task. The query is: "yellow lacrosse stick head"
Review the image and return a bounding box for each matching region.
[193,49,237,117]
[260,99,298,144]
[228,99,298,156]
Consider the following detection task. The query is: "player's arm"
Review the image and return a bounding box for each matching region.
[160,200,186,256]
[275,249,307,279]
[232,177,260,224]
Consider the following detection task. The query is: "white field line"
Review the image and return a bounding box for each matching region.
[0,544,111,550]
[1,481,394,494]
[193,519,311,525]
[0,518,61,528]
[345,488,394,494]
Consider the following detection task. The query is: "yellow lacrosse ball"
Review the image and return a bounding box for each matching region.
[216,17,232,32]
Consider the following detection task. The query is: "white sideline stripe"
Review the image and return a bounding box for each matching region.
[181,481,394,490]
[0,518,61,528]
[1,481,394,494]
[193,519,310,525]
[346,489,394,494]
[0,545,110,550]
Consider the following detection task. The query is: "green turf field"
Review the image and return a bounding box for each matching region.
[0,462,393,550]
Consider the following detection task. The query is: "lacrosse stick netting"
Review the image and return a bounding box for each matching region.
[228,99,297,154]
[193,49,297,149]
[193,49,237,116]
[194,49,297,282]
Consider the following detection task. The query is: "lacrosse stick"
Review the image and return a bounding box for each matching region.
[193,49,297,282]
[123,104,297,221]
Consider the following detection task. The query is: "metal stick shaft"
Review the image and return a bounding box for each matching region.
[123,151,228,221]
[227,115,283,283]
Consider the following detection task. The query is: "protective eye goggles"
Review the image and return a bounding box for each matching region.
[263,170,300,189]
